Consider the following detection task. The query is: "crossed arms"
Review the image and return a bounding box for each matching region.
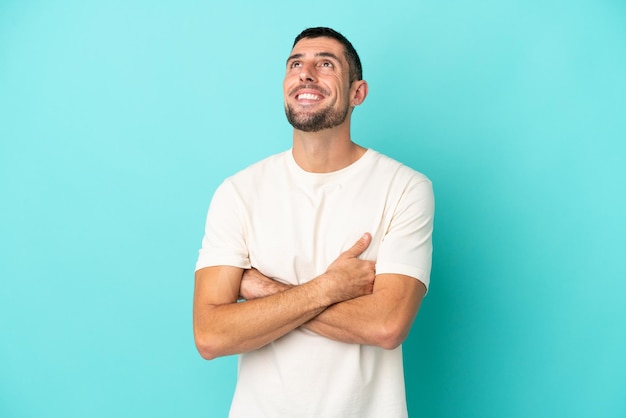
[193,233,427,360]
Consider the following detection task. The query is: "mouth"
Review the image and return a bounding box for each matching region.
[289,85,329,103]
[296,92,322,101]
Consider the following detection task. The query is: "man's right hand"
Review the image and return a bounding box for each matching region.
[321,233,376,304]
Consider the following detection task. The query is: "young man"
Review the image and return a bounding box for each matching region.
[193,27,434,417]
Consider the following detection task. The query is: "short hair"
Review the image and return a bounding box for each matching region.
[292,27,363,83]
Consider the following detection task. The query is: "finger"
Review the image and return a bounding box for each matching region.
[342,233,372,258]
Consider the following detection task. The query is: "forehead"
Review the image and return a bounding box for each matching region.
[289,37,347,62]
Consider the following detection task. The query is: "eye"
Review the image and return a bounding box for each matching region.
[290,61,301,68]
[320,61,333,68]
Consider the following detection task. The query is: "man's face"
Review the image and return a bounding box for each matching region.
[283,37,354,132]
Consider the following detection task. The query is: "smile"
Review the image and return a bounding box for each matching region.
[297,93,322,101]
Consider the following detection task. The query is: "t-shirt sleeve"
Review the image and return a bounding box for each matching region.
[375,175,434,290]
[195,180,251,272]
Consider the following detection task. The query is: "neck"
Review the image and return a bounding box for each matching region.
[291,123,366,173]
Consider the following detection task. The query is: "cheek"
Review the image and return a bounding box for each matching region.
[282,81,292,98]
[283,75,299,94]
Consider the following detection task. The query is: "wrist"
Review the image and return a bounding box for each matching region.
[313,272,342,306]
[268,279,291,295]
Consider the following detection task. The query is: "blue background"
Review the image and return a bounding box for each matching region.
[1,1,625,417]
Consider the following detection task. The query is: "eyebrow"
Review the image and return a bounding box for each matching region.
[286,52,342,64]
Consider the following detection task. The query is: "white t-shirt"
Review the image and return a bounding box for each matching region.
[196,149,434,418]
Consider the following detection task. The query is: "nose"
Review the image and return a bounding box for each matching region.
[298,63,316,83]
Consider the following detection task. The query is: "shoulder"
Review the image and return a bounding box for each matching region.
[366,149,431,186]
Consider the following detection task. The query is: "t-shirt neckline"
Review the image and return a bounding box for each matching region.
[286,148,374,183]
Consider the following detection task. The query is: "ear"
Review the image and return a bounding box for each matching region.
[350,80,368,107]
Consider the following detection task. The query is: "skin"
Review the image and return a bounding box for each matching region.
[193,36,426,360]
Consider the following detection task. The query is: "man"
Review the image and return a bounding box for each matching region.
[193,27,434,417]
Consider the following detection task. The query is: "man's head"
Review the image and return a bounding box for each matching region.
[284,27,367,133]
[292,27,363,84]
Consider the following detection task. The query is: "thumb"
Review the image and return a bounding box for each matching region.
[343,233,372,258]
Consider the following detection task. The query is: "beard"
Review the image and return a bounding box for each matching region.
[284,102,350,133]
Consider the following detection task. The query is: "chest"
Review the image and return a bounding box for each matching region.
[244,178,398,284]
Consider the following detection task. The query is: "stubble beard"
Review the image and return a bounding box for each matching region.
[284,103,350,133]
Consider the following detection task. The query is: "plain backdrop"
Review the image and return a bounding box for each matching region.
[1,1,625,417]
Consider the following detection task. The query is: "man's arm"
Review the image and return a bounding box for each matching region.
[193,234,376,360]
[303,274,426,349]
[240,269,426,349]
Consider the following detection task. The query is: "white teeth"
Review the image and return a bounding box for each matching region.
[298,93,320,100]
